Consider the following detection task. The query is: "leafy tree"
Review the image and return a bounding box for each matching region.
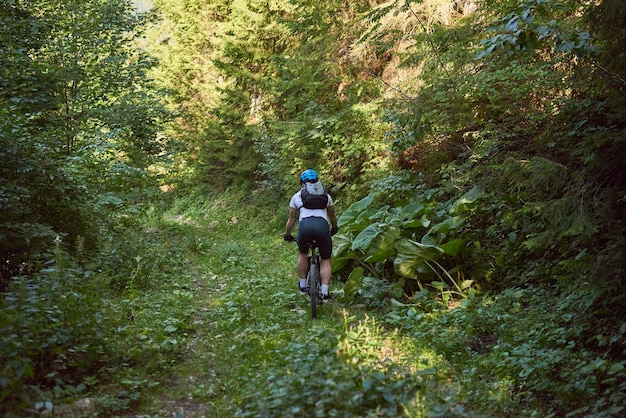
[150,0,387,199]
[148,0,235,186]
[1,0,82,281]
[1,0,167,282]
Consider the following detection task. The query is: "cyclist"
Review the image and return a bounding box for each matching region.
[283,169,338,302]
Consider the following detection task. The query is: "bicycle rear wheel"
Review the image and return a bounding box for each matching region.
[309,263,318,319]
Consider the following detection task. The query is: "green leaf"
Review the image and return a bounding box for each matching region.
[608,361,625,374]
[450,184,485,214]
[332,233,353,255]
[431,281,448,291]
[343,267,364,301]
[365,226,401,262]
[332,233,357,273]
[399,203,425,219]
[354,208,381,228]
[370,205,390,221]
[440,238,465,256]
[421,234,439,246]
[351,224,383,251]
[402,216,427,229]
[337,194,374,227]
[416,263,437,279]
[428,215,468,237]
[332,250,357,273]
[394,239,443,279]
[362,378,373,392]
[505,16,519,32]
[461,280,474,290]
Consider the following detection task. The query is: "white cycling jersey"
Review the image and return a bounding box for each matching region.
[289,189,334,222]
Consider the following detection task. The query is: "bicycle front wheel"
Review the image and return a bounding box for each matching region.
[309,263,318,319]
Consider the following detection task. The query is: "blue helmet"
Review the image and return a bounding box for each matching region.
[300,169,319,183]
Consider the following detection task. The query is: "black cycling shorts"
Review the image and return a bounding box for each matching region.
[297,216,332,259]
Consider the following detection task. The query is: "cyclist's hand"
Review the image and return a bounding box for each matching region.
[283,234,295,242]
[330,226,338,236]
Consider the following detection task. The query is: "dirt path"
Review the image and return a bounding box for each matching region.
[134,216,449,417]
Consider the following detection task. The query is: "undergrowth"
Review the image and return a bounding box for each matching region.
[383,285,626,417]
[2,188,624,417]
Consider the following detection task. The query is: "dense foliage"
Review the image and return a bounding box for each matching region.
[1,0,168,283]
[2,0,625,415]
[1,0,170,414]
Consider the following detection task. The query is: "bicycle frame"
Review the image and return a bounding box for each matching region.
[307,242,322,319]
[290,238,323,318]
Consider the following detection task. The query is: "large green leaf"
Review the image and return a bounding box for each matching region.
[402,215,429,229]
[370,205,390,221]
[399,203,426,219]
[332,233,353,255]
[351,223,383,251]
[427,215,468,237]
[393,239,443,279]
[365,226,401,262]
[354,208,381,229]
[421,234,440,246]
[332,233,357,272]
[332,250,357,273]
[450,184,485,214]
[440,238,465,256]
[343,266,364,301]
[337,194,374,227]
[416,263,437,280]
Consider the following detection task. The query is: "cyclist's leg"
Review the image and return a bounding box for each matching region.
[320,259,331,285]
[297,252,308,279]
[296,219,315,290]
[313,218,332,292]
[300,216,332,286]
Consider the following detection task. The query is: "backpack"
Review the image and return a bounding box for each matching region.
[300,181,328,209]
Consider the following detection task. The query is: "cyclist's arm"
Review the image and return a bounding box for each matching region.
[327,205,338,230]
[285,207,298,236]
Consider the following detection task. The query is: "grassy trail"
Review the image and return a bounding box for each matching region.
[5,196,623,416]
[66,195,623,418]
[135,204,451,417]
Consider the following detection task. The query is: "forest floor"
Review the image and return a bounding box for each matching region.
[122,203,458,417]
[44,195,623,417]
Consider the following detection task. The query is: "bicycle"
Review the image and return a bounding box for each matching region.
[305,240,323,319]
[286,238,323,319]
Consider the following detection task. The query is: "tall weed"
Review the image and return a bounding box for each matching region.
[0,243,119,415]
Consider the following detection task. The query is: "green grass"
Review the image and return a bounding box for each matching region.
[102,191,625,417]
[110,191,456,417]
[4,189,623,417]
